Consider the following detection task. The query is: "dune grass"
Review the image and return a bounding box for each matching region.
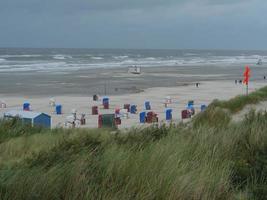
[210,86,267,113]
[0,118,45,143]
[0,125,234,199]
[0,112,267,199]
[1,88,267,199]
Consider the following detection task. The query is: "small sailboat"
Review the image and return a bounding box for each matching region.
[257,58,263,65]
[128,65,141,74]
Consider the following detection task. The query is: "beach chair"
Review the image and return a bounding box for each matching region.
[0,102,6,109]
[124,104,131,112]
[102,97,109,109]
[92,106,98,115]
[130,105,137,114]
[140,112,146,123]
[23,102,30,111]
[165,109,172,121]
[181,110,191,119]
[120,109,129,119]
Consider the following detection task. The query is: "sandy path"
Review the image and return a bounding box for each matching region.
[232,101,267,122]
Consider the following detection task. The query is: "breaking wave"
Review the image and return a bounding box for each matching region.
[90,56,104,60]
[53,55,72,60]
[0,48,267,73]
[0,55,41,58]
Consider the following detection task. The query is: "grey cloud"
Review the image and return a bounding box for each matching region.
[0,0,187,13]
[204,0,250,5]
[1,0,249,15]
[0,0,255,18]
[0,0,266,49]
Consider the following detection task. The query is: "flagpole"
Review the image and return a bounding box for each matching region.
[246,82,248,96]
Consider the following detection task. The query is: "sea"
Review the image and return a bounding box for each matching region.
[0,48,267,73]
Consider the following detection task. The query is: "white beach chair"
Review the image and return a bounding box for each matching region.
[49,98,56,107]
[120,109,129,119]
[0,101,7,109]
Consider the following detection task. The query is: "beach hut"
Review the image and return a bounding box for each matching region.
[55,105,62,115]
[23,102,30,111]
[130,105,137,114]
[98,114,117,129]
[4,110,51,128]
[102,97,109,109]
[165,109,172,121]
[144,101,151,110]
[139,112,146,123]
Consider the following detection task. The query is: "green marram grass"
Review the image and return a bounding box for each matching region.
[211,85,267,113]
[1,86,267,199]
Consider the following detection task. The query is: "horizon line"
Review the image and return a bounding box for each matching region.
[1,46,267,52]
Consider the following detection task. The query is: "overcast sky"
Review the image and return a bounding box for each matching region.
[0,0,266,49]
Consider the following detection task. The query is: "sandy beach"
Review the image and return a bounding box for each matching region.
[1,49,267,129]
[1,80,266,129]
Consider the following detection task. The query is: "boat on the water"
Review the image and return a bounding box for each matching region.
[128,66,141,74]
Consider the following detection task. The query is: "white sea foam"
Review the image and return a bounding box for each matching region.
[184,53,199,56]
[0,55,41,58]
[206,56,260,65]
[0,62,67,72]
[53,55,66,60]
[53,55,72,60]
[143,57,157,60]
[0,52,266,73]
[113,56,129,59]
[91,56,104,60]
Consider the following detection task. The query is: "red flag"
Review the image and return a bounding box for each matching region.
[243,65,251,85]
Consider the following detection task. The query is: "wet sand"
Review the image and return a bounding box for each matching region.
[1,64,266,97]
